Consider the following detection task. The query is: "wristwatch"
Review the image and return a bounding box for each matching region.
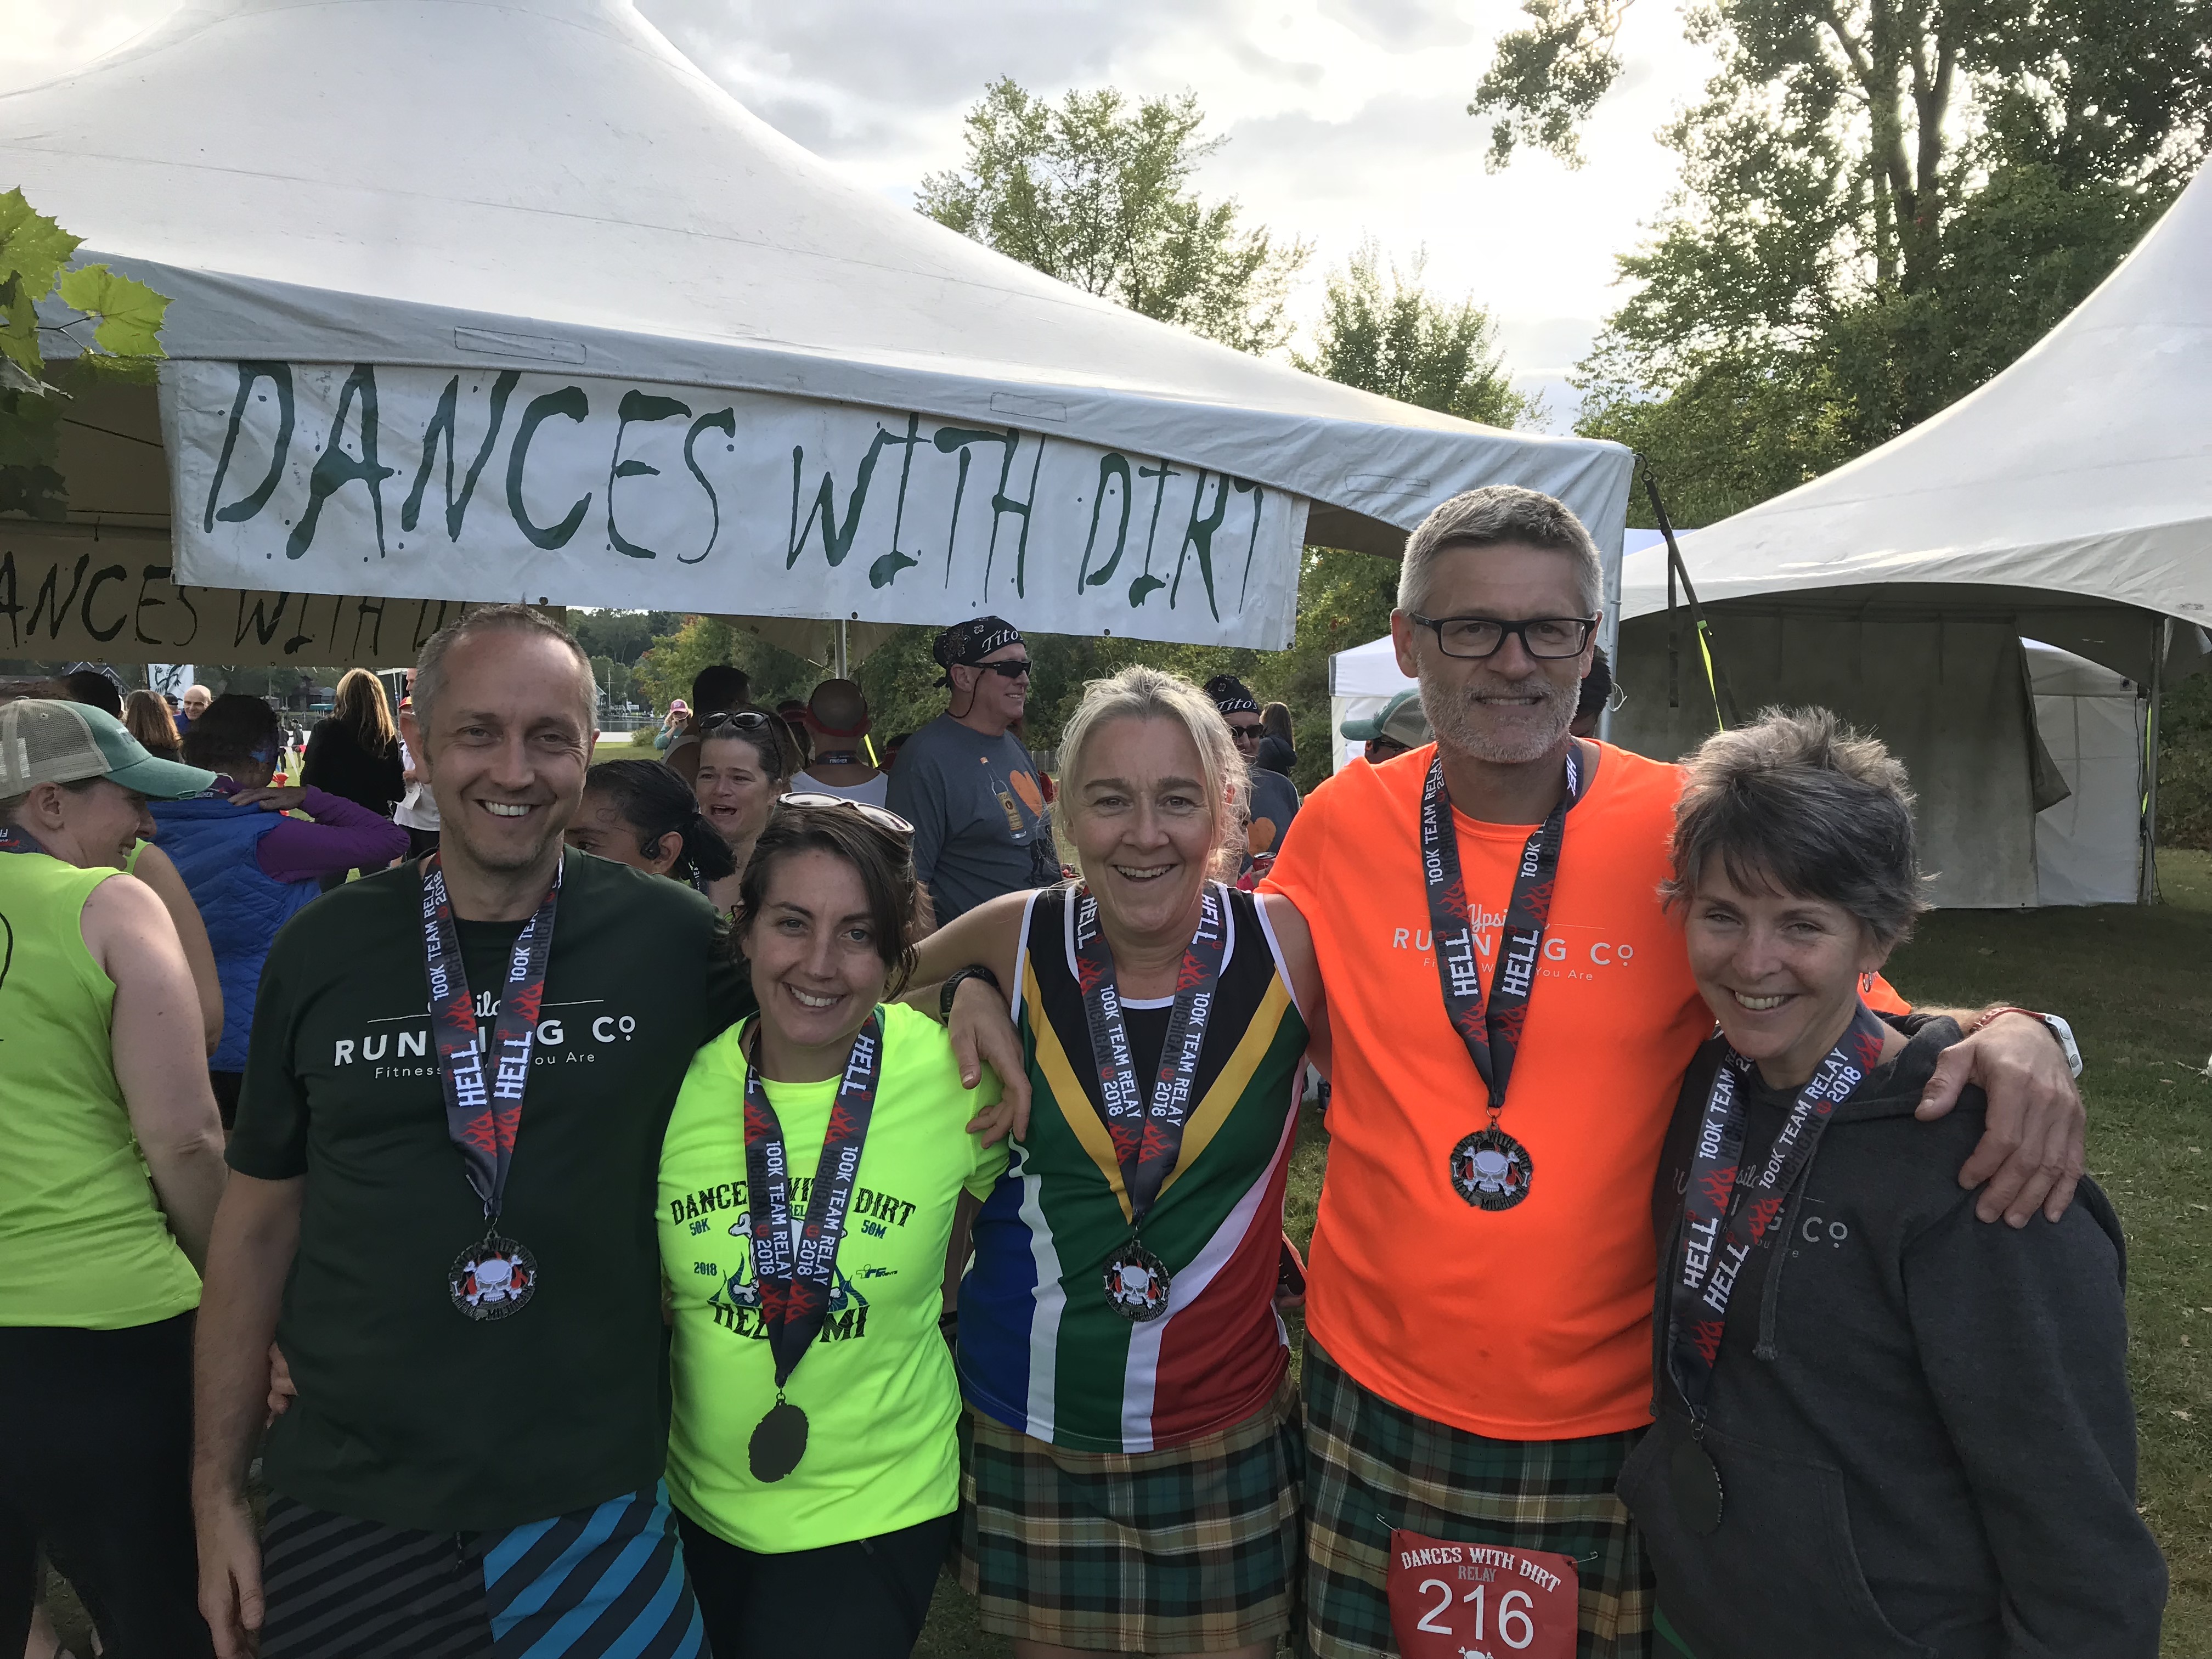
[939,963,1002,1022]
[1972,1007,2083,1078]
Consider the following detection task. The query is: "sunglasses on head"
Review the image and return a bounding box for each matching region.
[699,710,775,734]
[779,793,916,838]
[969,658,1031,679]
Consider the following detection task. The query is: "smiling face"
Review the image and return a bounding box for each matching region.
[1390,541,1593,766]
[1683,860,1892,1088]
[741,847,893,1070]
[563,788,678,876]
[950,642,1031,733]
[1068,715,1219,944]
[180,685,211,720]
[693,734,781,849]
[410,630,595,877]
[15,777,155,870]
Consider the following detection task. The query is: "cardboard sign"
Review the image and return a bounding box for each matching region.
[1387,1527,1578,1659]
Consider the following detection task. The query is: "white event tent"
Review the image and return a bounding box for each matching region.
[1610,165,2212,907]
[0,0,1632,675]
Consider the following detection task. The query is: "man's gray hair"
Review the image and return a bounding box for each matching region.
[1398,486,1603,617]
[1661,707,1927,948]
[413,604,595,735]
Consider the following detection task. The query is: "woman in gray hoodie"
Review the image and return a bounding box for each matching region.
[1621,707,2165,1658]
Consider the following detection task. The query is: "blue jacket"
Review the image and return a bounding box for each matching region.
[148,798,321,1071]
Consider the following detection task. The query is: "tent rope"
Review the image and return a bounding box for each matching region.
[1643,465,1739,731]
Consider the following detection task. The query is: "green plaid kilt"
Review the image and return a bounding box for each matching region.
[956,1372,1301,1652]
[1300,1337,1654,1659]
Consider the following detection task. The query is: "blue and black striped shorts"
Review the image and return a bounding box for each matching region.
[258,1482,706,1659]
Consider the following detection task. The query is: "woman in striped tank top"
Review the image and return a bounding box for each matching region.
[915,665,1323,1658]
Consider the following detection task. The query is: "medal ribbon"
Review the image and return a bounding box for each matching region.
[1073,882,1229,1226]
[1664,1000,1891,1425]
[1418,746,1583,1119]
[0,826,46,855]
[421,852,561,1223]
[741,1011,884,1389]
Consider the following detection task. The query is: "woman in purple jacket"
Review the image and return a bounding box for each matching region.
[149,695,409,1126]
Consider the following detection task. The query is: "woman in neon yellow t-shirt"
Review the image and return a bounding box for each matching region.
[659,797,1006,1659]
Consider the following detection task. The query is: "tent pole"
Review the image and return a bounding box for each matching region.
[834,619,849,680]
[2141,616,2170,904]
[1641,468,1737,729]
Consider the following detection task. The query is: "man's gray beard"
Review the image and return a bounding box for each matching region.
[1418,665,1578,765]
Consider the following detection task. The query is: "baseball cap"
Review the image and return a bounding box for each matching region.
[1340,690,1432,749]
[0,699,217,799]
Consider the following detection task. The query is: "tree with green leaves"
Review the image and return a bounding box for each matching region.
[1293,242,1534,429]
[917,78,1311,354]
[1472,0,2211,524]
[1,188,171,520]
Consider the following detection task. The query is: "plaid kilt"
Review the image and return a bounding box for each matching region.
[1300,1338,1654,1659]
[957,1372,1301,1652]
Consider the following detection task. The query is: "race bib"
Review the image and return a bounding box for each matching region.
[1386,1527,1578,1659]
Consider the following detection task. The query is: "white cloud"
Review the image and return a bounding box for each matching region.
[3,0,1714,424]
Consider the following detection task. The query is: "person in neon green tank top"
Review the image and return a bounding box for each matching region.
[661,798,1008,1659]
[0,696,228,1659]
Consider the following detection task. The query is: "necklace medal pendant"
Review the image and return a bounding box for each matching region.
[1669,1435,1726,1536]
[1449,1125,1534,1211]
[749,1396,810,1483]
[1102,1237,1172,1322]
[449,1232,538,1321]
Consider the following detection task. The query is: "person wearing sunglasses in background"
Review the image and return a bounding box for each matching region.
[885,617,1059,924]
[692,709,795,900]
[568,758,741,912]
[1206,674,1300,877]
[658,797,1009,1658]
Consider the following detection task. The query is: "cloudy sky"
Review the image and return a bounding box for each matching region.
[0,0,1713,426]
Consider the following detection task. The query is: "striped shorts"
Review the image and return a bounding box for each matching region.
[1300,1338,1654,1659]
[957,1370,1302,1654]
[258,1483,705,1659]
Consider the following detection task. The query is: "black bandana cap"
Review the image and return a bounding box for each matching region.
[1204,674,1261,716]
[933,616,1024,686]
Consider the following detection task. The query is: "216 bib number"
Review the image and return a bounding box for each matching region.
[1385,1527,1577,1659]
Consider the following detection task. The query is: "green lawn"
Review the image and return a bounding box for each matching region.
[918,849,2212,1655]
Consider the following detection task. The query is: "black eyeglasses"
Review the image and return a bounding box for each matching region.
[970,659,1032,680]
[779,793,916,838]
[1408,614,1598,661]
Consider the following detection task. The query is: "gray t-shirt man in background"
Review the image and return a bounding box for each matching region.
[887,615,1058,922]
[1205,673,1301,871]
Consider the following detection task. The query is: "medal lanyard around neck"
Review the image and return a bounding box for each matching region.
[422,851,561,1227]
[1073,882,1229,1229]
[1665,1000,1890,1430]
[1418,744,1582,1124]
[0,826,46,855]
[741,1011,884,1390]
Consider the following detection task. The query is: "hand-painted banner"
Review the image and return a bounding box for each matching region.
[163,361,1306,648]
[0,533,474,668]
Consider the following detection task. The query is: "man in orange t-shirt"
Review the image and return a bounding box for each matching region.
[1264,486,2087,1659]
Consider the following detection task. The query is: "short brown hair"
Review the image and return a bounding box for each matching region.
[413,605,594,736]
[1662,706,1926,948]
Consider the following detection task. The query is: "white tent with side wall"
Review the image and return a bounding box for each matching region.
[0,0,1632,675]
[1607,162,2212,907]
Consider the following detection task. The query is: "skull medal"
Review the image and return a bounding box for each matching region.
[1450,1127,1534,1211]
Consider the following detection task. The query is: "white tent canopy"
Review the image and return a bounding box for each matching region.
[1605,166,2211,906]
[0,0,1631,672]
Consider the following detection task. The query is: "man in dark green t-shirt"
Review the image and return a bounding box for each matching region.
[190,608,749,1659]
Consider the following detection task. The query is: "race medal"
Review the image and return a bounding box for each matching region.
[1386,1526,1578,1659]
[1450,1126,1534,1211]
[449,1234,538,1322]
[748,1397,810,1483]
[1102,1238,1172,1322]
[1669,1437,1726,1536]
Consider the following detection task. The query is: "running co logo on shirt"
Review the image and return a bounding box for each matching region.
[330,991,644,1076]
[1384,912,1642,978]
